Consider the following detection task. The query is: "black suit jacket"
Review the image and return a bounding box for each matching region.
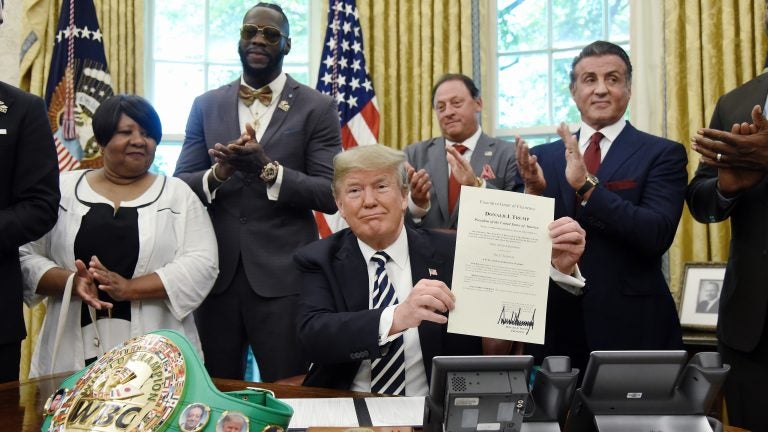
[0,82,60,344]
[686,74,768,352]
[294,226,482,391]
[529,122,686,362]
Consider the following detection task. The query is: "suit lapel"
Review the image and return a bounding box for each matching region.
[597,123,643,182]
[333,231,371,313]
[260,75,298,149]
[406,228,448,372]
[220,79,243,143]
[470,133,494,174]
[426,138,451,223]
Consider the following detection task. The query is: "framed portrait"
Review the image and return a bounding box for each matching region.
[679,262,726,330]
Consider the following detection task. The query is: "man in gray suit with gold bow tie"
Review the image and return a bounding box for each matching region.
[403,73,522,230]
[174,2,341,382]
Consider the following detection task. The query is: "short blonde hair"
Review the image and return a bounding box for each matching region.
[332,145,408,196]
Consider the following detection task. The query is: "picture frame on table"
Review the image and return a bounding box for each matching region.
[679,262,727,331]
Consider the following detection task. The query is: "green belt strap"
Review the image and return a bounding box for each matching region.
[40,329,293,432]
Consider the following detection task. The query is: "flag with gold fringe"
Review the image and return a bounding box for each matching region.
[44,0,113,171]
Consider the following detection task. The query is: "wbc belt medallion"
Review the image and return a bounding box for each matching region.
[47,333,186,431]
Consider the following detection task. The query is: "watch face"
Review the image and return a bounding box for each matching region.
[261,163,278,181]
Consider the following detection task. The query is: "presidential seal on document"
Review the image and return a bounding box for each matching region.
[447,186,554,344]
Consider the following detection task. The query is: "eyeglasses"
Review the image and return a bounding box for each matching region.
[240,24,288,45]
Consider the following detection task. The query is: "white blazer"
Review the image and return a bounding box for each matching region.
[20,171,219,377]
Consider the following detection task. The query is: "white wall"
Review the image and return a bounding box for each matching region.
[0,2,23,85]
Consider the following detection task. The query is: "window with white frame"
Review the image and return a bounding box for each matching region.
[145,0,318,175]
[492,0,630,145]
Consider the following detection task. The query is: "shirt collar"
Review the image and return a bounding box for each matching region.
[357,226,409,272]
[445,126,482,151]
[578,119,626,149]
[240,72,287,98]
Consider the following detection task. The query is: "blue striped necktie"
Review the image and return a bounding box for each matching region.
[370,251,406,395]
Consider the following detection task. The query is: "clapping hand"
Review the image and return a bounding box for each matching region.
[515,136,546,195]
[73,259,113,310]
[405,161,432,209]
[89,255,132,302]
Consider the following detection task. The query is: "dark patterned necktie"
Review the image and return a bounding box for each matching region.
[448,143,469,215]
[239,84,273,107]
[584,132,603,175]
[369,251,406,395]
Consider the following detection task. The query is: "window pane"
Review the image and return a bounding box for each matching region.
[552,0,603,49]
[281,0,310,64]
[552,49,581,124]
[497,53,549,129]
[153,0,205,61]
[497,0,547,52]
[608,0,630,40]
[153,142,183,176]
[154,62,205,135]
[208,0,249,63]
[284,64,309,85]
[208,64,242,90]
[499,135,556,148]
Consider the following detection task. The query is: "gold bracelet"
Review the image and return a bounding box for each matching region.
[211,163,229,183]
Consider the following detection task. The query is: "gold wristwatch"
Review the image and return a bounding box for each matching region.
[576,174,599,197]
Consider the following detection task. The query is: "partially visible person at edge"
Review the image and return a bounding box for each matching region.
[516,40,687,376]
[403,73,522,230]
[688,35,768,426]
[0,0,61,383]
[173,2,341,382]
[20,95,218,378]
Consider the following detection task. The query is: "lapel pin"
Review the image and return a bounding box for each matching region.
[428,268,438,277]
[0,101,7,113]
[278,100,290,112]
[484,151,492,156]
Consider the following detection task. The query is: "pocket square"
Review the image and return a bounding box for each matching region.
[605,179,637,191]
[480,163,496,180]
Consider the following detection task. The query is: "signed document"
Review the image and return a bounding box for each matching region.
[447,186,554,344]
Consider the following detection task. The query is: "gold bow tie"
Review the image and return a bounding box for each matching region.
[239,85,273,107]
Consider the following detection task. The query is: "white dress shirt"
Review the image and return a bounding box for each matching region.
[350,227,429,396]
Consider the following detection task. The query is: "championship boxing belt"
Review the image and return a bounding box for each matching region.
[40,329,293,432]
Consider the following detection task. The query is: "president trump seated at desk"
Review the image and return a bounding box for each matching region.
[294,144,586,396]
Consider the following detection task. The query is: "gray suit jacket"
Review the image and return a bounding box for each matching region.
[403,133,522,229]
[174,76,341,297]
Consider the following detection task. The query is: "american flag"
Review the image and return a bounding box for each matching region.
[314,0,380,236]
[44,0,114,172]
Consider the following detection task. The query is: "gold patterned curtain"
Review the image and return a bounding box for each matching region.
[665,0,767,299]
[357,0,488,149]
[18,0,144,382]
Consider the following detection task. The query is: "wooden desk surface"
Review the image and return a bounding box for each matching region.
[0,373,371,432]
